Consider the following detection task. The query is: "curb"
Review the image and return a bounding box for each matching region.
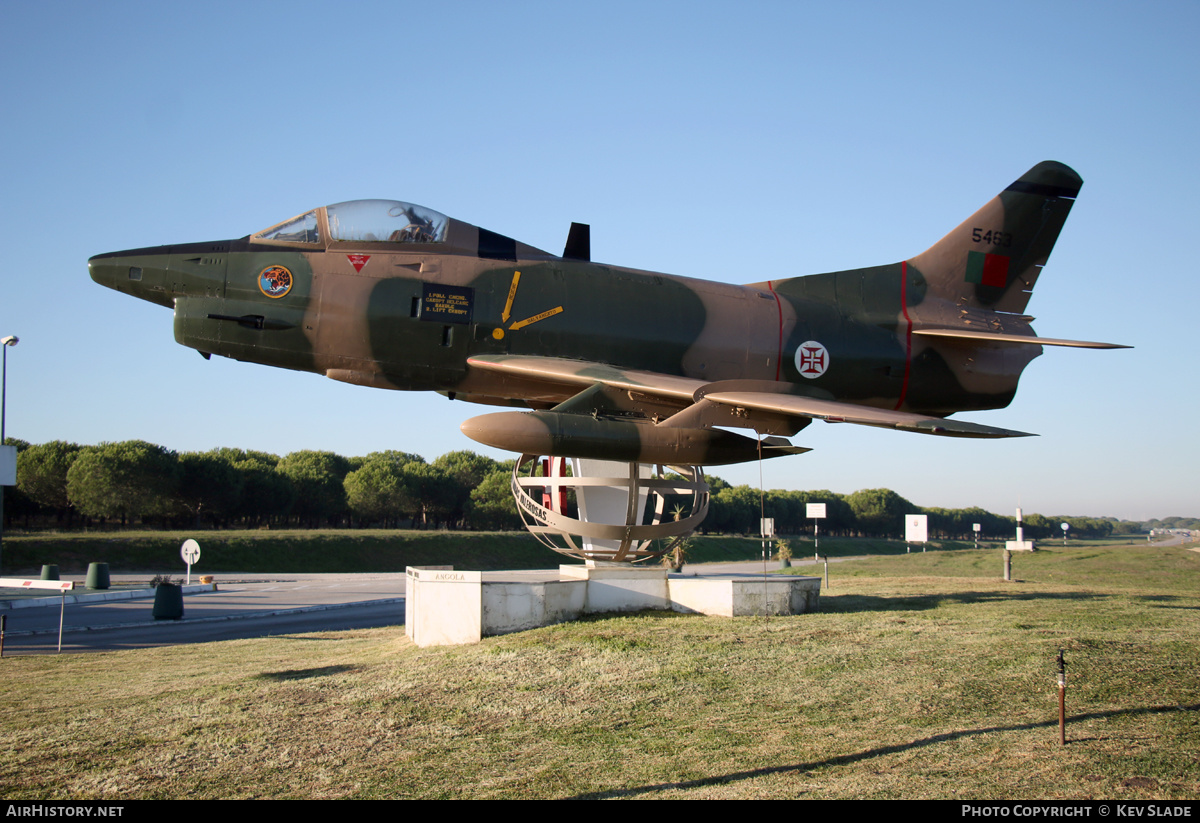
[0,584,216,611]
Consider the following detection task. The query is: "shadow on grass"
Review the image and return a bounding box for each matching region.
[822,590,1113,614]
[253,664,359,681]
[569,703,1200,799]
[1135,594,1192,608]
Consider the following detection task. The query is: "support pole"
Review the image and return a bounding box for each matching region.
[58,592,66,653]
[1057,650,1067,745]
[0,336,16,574]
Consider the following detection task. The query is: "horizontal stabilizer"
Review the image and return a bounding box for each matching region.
[914,328,1130,349]
[700,391,1035,439]
[759,436,810,456]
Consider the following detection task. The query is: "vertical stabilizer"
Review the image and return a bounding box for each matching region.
[907,161,1082,315]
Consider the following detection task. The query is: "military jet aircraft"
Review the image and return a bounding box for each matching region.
[89,161,1126,467]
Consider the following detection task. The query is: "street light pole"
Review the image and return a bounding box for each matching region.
[0,335,19,573]
[0,335,18,438]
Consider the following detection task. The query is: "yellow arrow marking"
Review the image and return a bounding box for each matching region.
[501,270,521,323]
[497,270,563,336]
[509,305,564,331]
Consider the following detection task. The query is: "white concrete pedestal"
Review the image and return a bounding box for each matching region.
[406,565,821,647]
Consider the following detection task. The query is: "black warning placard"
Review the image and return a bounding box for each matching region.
[420,283,474,324]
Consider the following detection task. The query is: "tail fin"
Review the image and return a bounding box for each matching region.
[908,161,1082,315]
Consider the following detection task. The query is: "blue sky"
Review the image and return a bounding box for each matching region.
[1,1,1196,521]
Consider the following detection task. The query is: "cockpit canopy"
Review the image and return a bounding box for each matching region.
[252,200,450,247]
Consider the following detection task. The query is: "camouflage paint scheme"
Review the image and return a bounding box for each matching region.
[89,162,1126,466]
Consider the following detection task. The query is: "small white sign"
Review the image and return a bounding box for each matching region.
[760,518,775,537]
[181,539,201,565]
[806,503,827,519]
[905,514,928,543]
[0,445,16,487]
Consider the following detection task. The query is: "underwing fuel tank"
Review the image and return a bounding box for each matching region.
[460,411,809,466]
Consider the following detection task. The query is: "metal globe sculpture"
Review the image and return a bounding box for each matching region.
[510,455,709,564]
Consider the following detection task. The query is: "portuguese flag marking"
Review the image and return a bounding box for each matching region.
[965,251,1009,287]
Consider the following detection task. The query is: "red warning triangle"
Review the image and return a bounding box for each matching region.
[347,254,370,273]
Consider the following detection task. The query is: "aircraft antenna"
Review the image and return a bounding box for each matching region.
[758,436,768,612]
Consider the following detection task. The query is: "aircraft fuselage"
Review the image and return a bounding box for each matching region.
[89,231,1016,419]
[94,164,1114,465]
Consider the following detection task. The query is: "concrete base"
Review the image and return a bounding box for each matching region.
[406,565,821,647]
[669,576,820,617]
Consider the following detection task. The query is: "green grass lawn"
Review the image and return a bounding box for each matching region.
[2,529,779,575]
[6,528,1148,577]
[0,542,1196,799]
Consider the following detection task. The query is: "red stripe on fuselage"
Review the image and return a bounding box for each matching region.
[768,280,783,381]
[894,261,913,410]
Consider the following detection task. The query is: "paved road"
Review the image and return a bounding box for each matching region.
[0,574,408,656]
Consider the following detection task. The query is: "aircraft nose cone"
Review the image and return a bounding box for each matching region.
[87,245,180,308]
[88,252,125,290]
[89,239,232,305]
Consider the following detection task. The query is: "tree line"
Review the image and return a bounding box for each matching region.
[6,439,520,532]
[2,438,1151,539]
[703,482,1129,539]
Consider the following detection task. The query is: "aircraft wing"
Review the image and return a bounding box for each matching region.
[465,355,1033,439]
[466,355,704,401]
